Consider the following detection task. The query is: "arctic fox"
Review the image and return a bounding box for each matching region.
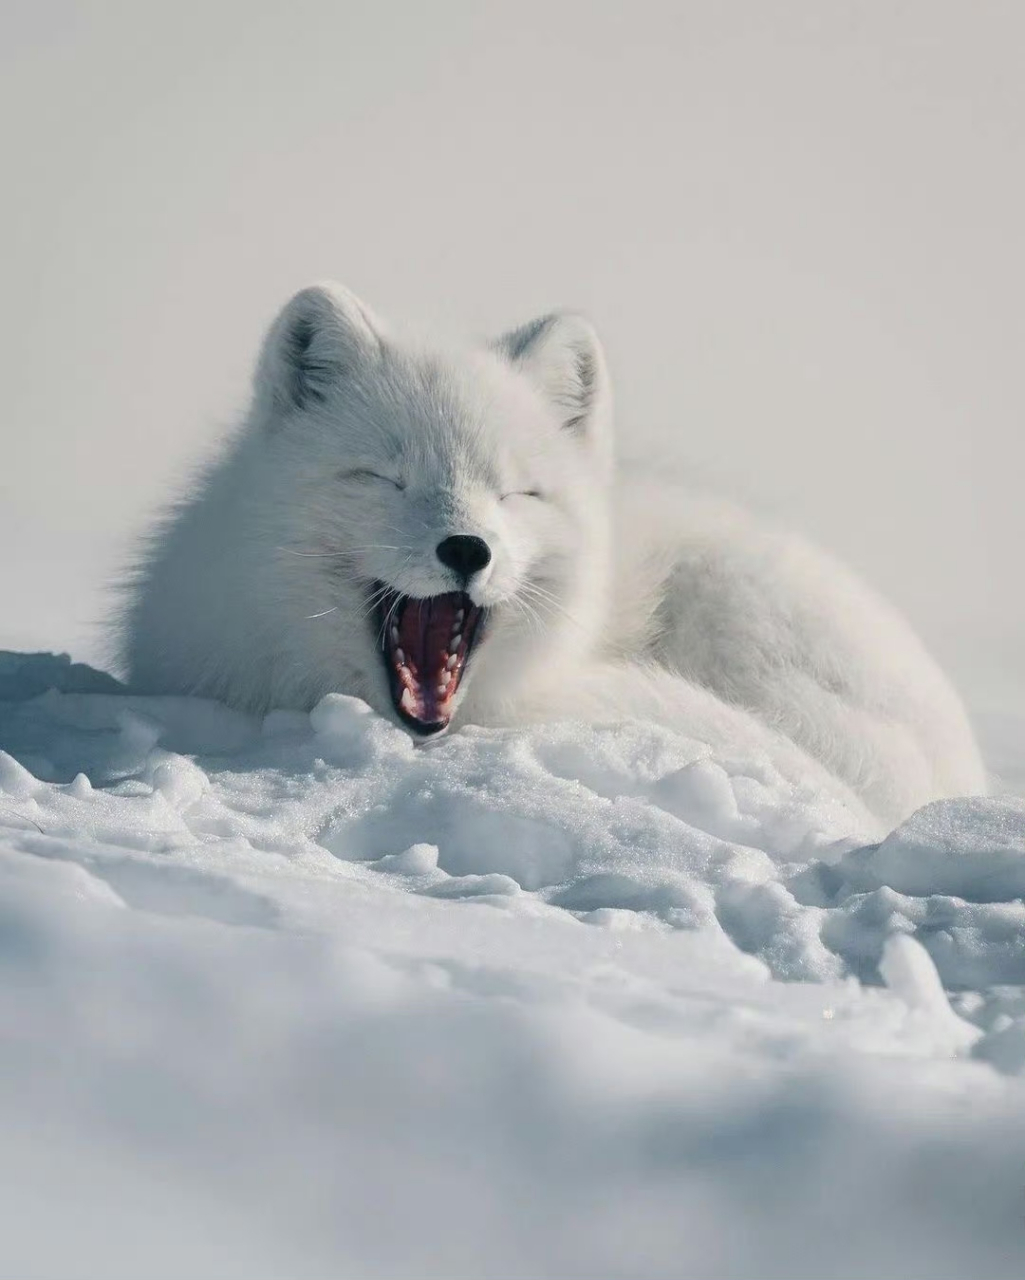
[119,283,985,827]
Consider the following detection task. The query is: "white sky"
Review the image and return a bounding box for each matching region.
[1,0,1022,702]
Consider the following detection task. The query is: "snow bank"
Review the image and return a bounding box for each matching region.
[2,652,1025,1279]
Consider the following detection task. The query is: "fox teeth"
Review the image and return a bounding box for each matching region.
[451,632,462,649]
[400,688,415,713]
[395,648,405,664]
[445,653,458,671]
[390,626,400,644]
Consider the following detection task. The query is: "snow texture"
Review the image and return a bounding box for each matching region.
[2,650,1025,1279]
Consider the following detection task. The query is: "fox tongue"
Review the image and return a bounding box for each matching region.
[382,588,478,733]
[398,594,460,684]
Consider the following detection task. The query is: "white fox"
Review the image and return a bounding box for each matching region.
[119,283,985,826]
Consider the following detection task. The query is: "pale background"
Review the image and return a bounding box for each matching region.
[2,0,1021,707]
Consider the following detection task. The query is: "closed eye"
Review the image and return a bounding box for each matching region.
[339,468,405,490]
[500,489,544,502]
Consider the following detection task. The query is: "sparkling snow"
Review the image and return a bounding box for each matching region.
[2,651,1025,1279]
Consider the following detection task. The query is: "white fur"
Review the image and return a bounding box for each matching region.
[117,283,986,828]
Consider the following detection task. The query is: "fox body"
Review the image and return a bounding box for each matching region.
[120,284,985,826]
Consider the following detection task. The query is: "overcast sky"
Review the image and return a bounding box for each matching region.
[1,0,1021,704]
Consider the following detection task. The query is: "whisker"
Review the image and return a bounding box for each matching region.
[505,593,547,640]
[278,544,409,558]
[376,593,404,650]
[507,602,538,639]
[356,554,416,629]
[516,581,591,634]
[277,546,345,559]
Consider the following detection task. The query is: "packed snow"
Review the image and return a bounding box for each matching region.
[2,650,1025,1279]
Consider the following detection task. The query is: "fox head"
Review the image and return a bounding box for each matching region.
[248,282,615,732]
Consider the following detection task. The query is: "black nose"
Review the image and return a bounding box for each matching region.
[436,534,492,578]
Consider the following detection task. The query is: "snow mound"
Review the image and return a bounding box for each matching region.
[2,652,1025,1279]
[859,795,1025,898]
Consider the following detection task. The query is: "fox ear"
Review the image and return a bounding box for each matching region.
[494,312,612,457]
[255,283,383,416]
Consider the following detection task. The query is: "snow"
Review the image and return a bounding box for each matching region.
[2,650,1025,1279]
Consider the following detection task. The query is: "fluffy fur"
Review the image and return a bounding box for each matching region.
[118,283,986,827]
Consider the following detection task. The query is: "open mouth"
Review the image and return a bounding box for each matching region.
[376,587,486,735]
